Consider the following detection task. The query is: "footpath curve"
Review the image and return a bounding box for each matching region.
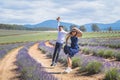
[28,43,102,80]
[0,47,21,80]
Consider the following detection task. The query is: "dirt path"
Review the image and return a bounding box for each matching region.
[28,43,103,80]
[45,41,54,48]
[0,47,21,80]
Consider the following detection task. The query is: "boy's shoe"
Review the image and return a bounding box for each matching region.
[64,67,72,73]
[50,63,57,67]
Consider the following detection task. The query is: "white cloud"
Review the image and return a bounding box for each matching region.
[0,0,120,25]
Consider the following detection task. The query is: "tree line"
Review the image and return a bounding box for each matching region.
[0,24,29,30]
[70,24,113,32]
[0,24,56,31]
[0,23,113,32]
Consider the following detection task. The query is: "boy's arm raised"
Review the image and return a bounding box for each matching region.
[56,17,60,30]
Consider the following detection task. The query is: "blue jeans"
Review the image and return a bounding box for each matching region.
[52,42,63,64]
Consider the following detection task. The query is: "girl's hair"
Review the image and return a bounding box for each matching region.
[69,31,77,37]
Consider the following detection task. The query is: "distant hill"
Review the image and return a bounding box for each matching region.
[84,20,120,32]
[24,20,120,32]
[24,20,75,30]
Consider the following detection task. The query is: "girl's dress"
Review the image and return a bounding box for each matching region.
[64,36,79,57]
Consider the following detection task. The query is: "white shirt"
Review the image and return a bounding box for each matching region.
[56,21,67,43]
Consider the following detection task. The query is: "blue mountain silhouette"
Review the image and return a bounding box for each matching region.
[24,20,120,32]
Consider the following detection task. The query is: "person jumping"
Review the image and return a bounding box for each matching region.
[64,27,82,73]
[51,17,67,67]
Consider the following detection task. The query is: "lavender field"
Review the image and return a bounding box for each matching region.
[0,31,120,80]
[1,0,120,79]
[40,36,120,80]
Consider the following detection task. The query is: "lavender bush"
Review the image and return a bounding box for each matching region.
[72,57,81,68]
[16,42,58,80]
[84,61,102,74]
[104,68,120,80]
[115,52,120,61]
[0,43,25,59]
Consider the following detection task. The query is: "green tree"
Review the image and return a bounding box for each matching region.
[91,24,100,32]
[79,25,86,32]
[0,24,27,30]
[70,24,77,31]
[64,27,68,31]
[108,26,112,32]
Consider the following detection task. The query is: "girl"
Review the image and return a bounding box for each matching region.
[64,27,82,73]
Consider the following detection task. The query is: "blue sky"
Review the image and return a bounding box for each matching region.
[0,0,120,25]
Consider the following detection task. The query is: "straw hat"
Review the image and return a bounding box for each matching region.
[71,27,82,37]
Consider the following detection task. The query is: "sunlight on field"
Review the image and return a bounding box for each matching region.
[0,30,120,44]
[0,32,57,44]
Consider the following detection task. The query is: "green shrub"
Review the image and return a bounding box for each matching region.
[72,57,81,68]
[103,50,113,58]
[92,50,98,56]
[82,48,90,54]
[46,53,52,58]
[41,50,46,54]
[97,50,104,57]
[115,52,120,61]
[39,47,46,54]
[58,57,67,66]
[85,61,102,74]
[104,68,120,80]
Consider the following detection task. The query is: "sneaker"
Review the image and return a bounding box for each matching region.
[50,63,57,67]
[64,67,72,73]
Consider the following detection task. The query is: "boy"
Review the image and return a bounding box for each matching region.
[51,17,67,66]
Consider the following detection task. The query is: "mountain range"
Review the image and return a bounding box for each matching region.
[24,20,120,32]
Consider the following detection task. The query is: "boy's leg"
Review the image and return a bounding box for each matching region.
[51,43,59,66]
[55,43,63,63]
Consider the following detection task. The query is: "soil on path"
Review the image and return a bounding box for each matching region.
[0,47,21,80]
[28,43,103,80]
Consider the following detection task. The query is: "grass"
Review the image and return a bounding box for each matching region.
[83,32,120,38]
[0,29,120,44]
[0,29,40,37]
[0,31,57,44]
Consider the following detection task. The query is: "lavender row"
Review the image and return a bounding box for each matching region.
[49,40,120,60]
[81,45,120,59]
[0,43,25,59]
[39,41,120,72]
[49,38,120,49]
[79,38,120,49]
[16,42,58,80]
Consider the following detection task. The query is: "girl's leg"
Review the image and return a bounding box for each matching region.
[67,56,72,68]
[64,56,72,73]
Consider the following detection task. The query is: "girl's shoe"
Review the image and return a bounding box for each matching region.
[64,67,72,73]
